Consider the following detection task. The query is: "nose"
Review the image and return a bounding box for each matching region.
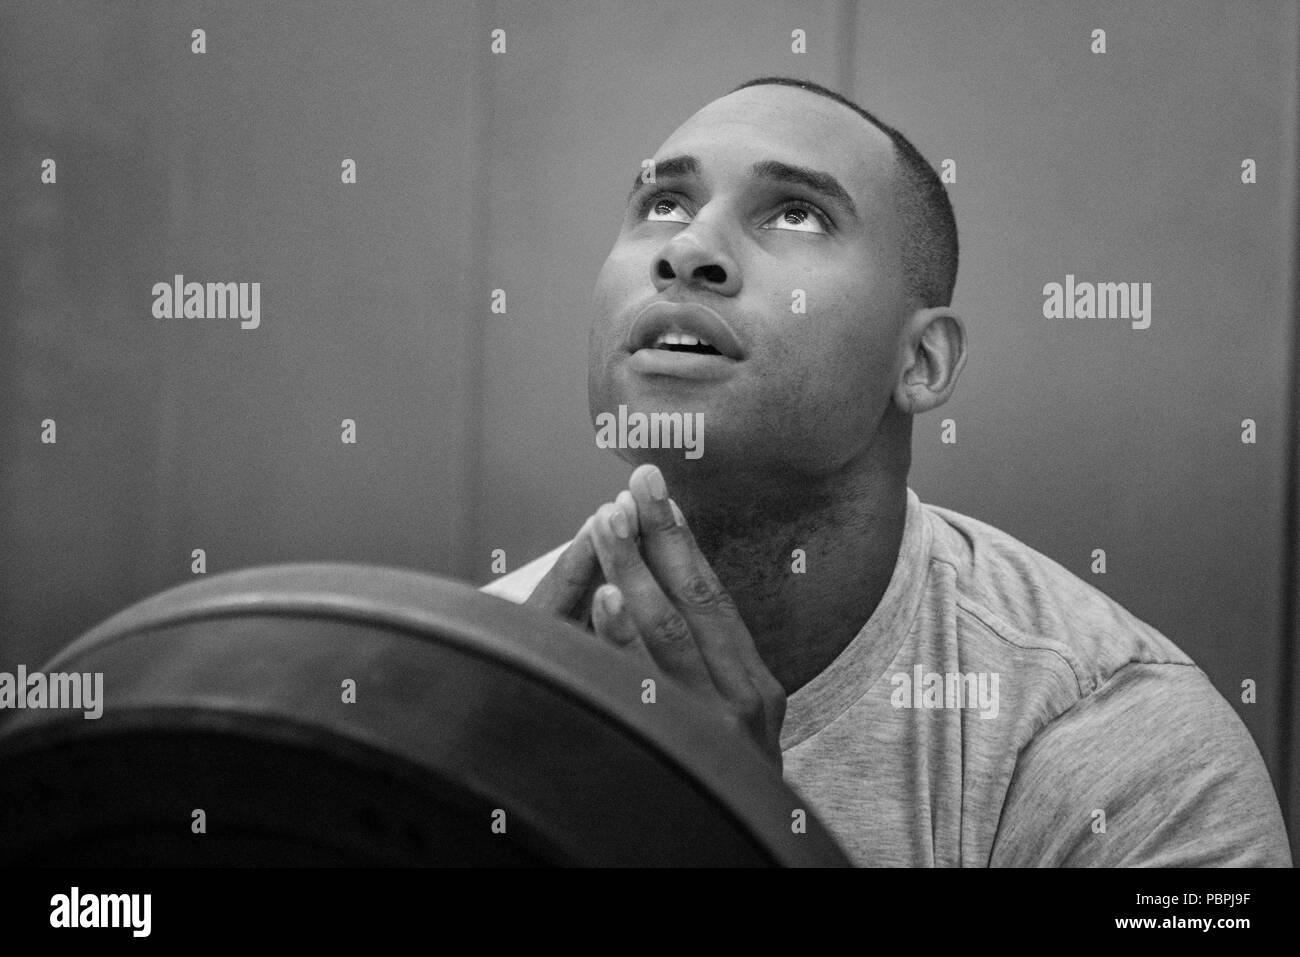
[651,225,741,297]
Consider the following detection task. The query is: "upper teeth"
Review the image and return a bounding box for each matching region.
[655,332,712,348]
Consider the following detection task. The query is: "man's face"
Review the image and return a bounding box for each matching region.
[588,84,914,479]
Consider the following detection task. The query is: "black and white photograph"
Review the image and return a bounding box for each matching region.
[0,0,1296,935]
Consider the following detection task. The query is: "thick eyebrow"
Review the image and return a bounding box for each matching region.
[748,159,858,220]
[628,154,699,202]
[626,153,858,221]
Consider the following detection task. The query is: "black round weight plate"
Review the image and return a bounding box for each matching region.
[0,563,850,866]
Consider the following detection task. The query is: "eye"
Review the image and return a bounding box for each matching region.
[639,193,692,224]
[634,192,831,233]
[761,202,830,234]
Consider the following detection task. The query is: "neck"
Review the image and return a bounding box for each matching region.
[663,441,910,696]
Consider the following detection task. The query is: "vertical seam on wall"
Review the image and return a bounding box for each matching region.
[1279,0,1300,849]
[457,0,497,581]
[152,36,187,598]
[836,0,857,96]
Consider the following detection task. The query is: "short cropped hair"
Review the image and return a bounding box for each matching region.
[731,76,958,308]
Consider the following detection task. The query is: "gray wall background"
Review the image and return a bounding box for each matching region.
[3,0,1297,861]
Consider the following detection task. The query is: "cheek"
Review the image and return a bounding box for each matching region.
[590,258,616,330]
[591,247,640,343]
[828,323,897,422]
[588,250,638,404]
[778,293,900,439]
[793,279,897,383]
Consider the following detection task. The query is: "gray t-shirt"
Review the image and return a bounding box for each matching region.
[482,489,1292,866]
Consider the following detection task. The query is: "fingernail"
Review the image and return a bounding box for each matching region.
[602,586,623,616]
[610,507,631,539]
[646,467,667,501]
[669,499,685,526]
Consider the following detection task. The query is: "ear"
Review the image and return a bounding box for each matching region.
[892,307,967,415]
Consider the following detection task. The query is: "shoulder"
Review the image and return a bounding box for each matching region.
[915,501,1290,864]
[990,660,1291,865]
[920,499,1193,697]
[479,542,570,604]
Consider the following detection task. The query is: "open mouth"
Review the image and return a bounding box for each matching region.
[626,301,746,361]
[651,332,723,356]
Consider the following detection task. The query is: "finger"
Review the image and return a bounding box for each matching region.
[613,489,641,542]
[588,502,714,694]
[663,497,787,743]
[590,584,650,662]
[626,465,772,687]
[629,470,786,755]
[526,490,637,624]
[563,493,638,625]
[573,569,604,630]
[524,516,601,619]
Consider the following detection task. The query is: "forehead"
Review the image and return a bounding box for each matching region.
[654,85,896,205]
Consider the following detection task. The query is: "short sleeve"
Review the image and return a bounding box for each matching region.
[988,661,1291,867]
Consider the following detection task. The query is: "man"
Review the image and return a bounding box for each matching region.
[482,76,1291,866]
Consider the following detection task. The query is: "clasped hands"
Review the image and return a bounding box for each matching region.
[525,464,786,766]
